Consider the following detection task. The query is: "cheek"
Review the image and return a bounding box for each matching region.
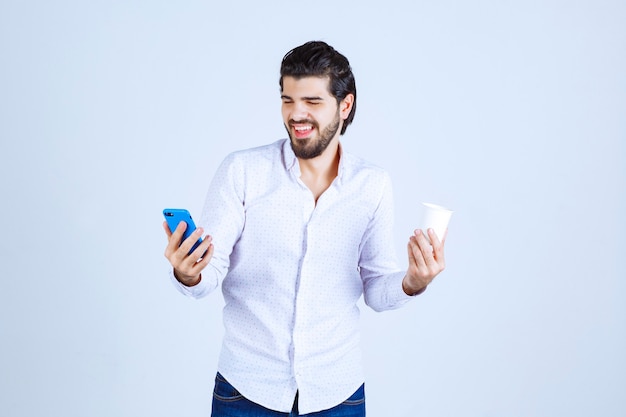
[281,107,290,123]
[319,107,337,123]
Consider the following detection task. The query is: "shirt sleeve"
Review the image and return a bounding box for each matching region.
[168,266,217,298]
[169,152,246,299]
[359,171,415,311]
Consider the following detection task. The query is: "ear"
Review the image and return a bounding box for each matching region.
[339,94,354,120]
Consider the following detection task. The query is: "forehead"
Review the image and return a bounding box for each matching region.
[281,76,332,98]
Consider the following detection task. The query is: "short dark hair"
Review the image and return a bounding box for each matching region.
[280,41,357,135]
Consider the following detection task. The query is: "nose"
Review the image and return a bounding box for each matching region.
[290,101,310,121]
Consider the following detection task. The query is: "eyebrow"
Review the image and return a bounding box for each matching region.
[281,95,324,101]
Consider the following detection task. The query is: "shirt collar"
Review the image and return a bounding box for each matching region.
[336,142,346,186]
[282,138,299,171]
[281,138,347,184]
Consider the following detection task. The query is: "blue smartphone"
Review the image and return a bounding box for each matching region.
[163,208,203,255]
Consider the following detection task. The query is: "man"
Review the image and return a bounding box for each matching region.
[163,41,446,417]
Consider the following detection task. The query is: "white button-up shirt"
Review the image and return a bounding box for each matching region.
[171,139,413,413]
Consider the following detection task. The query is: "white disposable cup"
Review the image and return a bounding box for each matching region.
[419,203,453,244]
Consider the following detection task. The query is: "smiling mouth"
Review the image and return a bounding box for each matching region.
[290,122,315,138]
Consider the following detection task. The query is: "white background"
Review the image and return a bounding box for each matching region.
[1,1,624,416]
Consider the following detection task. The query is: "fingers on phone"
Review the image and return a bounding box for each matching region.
[163,221,171,236]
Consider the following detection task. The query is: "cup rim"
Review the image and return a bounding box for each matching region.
[422,202,453,212]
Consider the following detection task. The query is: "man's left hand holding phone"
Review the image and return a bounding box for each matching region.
[163,208,214,287]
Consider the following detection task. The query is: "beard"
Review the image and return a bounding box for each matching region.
[285,109,341,159]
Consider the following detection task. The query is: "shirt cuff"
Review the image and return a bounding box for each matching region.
[168,268,212,298]
[386,272,417,306]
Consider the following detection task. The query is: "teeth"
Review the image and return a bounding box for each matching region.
[294,126,312,131]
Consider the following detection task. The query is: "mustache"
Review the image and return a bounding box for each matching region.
[288,119,318,127]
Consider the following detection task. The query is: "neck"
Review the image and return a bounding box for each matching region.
[298,138,341,202]
[298,138,340,176]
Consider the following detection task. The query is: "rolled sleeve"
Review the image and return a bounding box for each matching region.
[168,265,219,299]
[360,172,415,311]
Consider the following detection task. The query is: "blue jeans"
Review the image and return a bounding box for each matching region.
[211,373,366,417]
